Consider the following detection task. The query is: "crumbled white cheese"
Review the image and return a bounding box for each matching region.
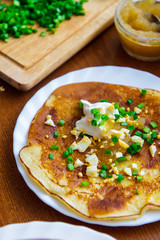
[71,129,81,139]
[121,128,130,135]
[85,154,99,166]
[44,115,55,127]
[126,154,131,161]
[124,167,132,176]
[131,136,144,147]
[149,144,157,157]
[87,149,95,154]
[134,107,142,114]
[112,166,119,175]
[112,174,118,179]
[115,152,123,158]
[132,163,138,169]
[70,141,78,150]
[110,129,125,140]
[117,117,126,123]
[118,139,129,149]
[74,159,84,168]
[86,165,98,178]
[77,136,92,152]
[139,170,145,176]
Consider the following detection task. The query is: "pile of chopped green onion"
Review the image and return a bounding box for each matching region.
[0,0,88,42]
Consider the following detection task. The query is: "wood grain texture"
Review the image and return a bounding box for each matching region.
[0,0,121,90]
[0,24,160,240]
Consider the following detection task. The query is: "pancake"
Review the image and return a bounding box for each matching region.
[19,82,160,220]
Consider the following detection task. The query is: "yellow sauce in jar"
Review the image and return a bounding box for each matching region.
[115,0,160,61]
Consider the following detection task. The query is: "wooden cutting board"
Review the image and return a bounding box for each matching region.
[0,0,121,91]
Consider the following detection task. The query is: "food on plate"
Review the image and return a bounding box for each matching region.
[19,82,160,220]
[115,0,160,61]
[0,0,88,42]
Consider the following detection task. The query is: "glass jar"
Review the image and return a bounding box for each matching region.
[114,0,160,61]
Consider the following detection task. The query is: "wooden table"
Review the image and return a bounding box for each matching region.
[0,24,160,240]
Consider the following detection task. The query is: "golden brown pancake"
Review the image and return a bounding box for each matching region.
[19,82,160,220]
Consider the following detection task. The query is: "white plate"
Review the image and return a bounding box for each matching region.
[0,221,116,240]
[13,66,160,227]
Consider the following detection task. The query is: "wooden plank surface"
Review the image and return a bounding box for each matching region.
[1,23,160,240]
[0,0,121,90]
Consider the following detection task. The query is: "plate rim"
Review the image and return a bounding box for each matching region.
[0,221,116,240]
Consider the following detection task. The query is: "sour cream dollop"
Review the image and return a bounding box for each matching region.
[76,100,119,139]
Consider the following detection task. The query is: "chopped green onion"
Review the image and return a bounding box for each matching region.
[99,169,107,179]
[67,147,73,154]
[132,169,138,175]
[54,131,59,137]
[143,126,150,134]
[13,0,20,7]
[105,149,112,155]
[79,132,86,137]
[78,101,83,108]
[94,113,101,120]
[101,165,108,171]
[151,130,157,139]
[0,0,87,41]
[91,119,97,127]
[141,89,147,95]
[147,138,154,145]
[141,133,147,140]
[40,31,46,37]
[81,181,89,187]
[114,102,119,109]
[67,156,73,163]
[120,122,128,126]
[63,150,69,158]
[51,144,59,150]
[58,120,65,126]
[128,124,135,131]
[0,4,6,11]
[115,161,119,166]
[137,103,145,109]
[127,98,133,104]
[137,176,143,181]
[117,174,124,183]
[114,114,120,121]
[100,99,108,102]
[135,131,142,136]
[127,111,136,116]
[119,107,126,115]
[101,114,109,121]
[150,121,158,129]
[51,29,57,34]
[117,156,126,162]
[91,108,99,114]
[98,120,105,127]
[48,153,53,159]
[67,163,74,171]
[135,189,139,195]
[133,114,138,120]
[108,174,113,178]
[111,136,118,143]
[127,142,141,154]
